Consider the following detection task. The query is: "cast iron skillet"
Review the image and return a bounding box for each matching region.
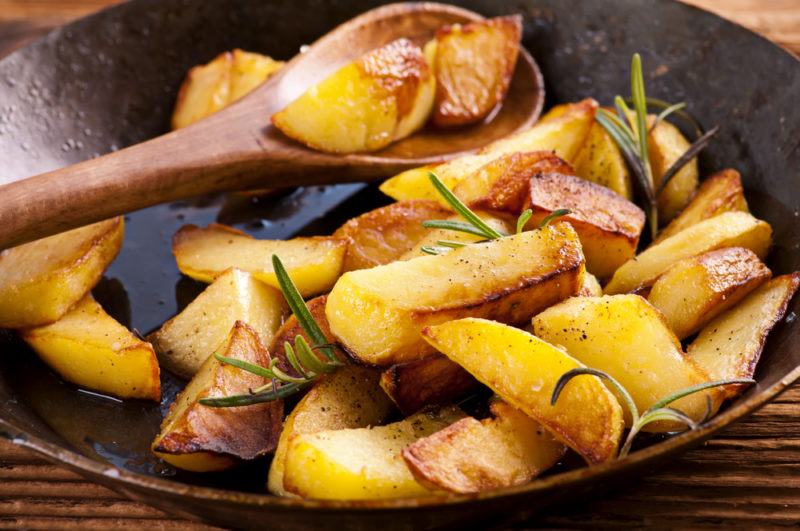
[1,0,799,529]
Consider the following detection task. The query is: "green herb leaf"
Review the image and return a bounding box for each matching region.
[551,367,640,425]
[657,125,720,194]
[199,381,312,407]
[436,240,468,249]
[422,220,492,238]
[516,209,533,234]
[420,245,451,255]
[428,172,505,240]
[538,209,571,229]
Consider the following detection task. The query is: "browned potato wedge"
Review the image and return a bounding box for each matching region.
[579,272,603,297]
[605,212,772,295]
[647,248,771,339]
[688,273,800,399]
[379,99,597,202]
[656,169,749,243]
[431,16,521,127]
[333,200,450,272]
[649,118,699,223]
[326,223,585,366]
[399,211,513,259]
[267,365,393,496]
[422,318,623,464]
[272,38,435,153]
[573,120,633,200]
[148,269,285,379]
[172,50,283,130]
[403,400,566,493]
[0,217,124,329]
[283,406,464,499]
[532,295,716,431]
[172,224,347,297]
[21,295,160,401]
[380,355,478,415]
[152,322,282,472]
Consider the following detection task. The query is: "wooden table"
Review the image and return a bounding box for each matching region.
[1,1,799,529]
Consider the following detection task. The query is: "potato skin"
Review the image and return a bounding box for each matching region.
[432,15,522,126]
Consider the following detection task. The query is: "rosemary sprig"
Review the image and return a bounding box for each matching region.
[199,255,342,408]
[596,53,719,239]
[421,172,570,255]
[551,367,755,458]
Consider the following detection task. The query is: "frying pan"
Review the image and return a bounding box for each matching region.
[1,0,799,529]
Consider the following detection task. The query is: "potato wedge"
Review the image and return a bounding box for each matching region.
[148,269,285,379]
[649,118,699,223]
[152,322,282,472]
[379,99,597,202]
[431,16,521,127]
[604,212,772,295]
[573,120,633,199]
[656,169,749,243]
[579,272,603,297]
[333,200,450,272]
[399,211,512,259]
[283,406,464,499]
[21,295,160,401]
[0,217,124,329]
[422,318,622,464]
[326,223,585,366]
[648,248,770,339]
[267,365,393,496]
[380,355,478,415]
[172,50,283,130]
[272,38,434,153]
[172,224,347,297]
[688,273,800,399]
[403,400,566,493]
[532,295,715,430]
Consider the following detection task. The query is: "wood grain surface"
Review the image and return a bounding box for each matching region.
[1,1,799,529]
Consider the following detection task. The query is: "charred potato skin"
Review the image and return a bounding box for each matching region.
[432,15,522,127]
[380,355,479,415]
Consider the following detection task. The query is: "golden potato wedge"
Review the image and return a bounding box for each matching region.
[380,355,478,415]
[283,406,464,500]
[431,15,521,127]
[688,273,800,399]
[399,211,513,259]
[649,118,699,223]
[379,98,597,202]
[648,248,771,339]
[267,365,393,496]
[152,322,282,472]
[656,169,749,243]
[422,318,622,464]
[172,50,283,130]
[573,120,633,199]
[532,295,715,430]
[272,38,434,153]
[148,269,285,379]
[604,212,772,295]
[0,217,124,329]
[333,200,450,272]
[21,295,160,401]
[326,223,585,366]
[579,272,603,297]
[403,400,566,493]
[172,224,347,297]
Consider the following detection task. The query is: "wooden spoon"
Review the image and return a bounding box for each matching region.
[0,2,544,249]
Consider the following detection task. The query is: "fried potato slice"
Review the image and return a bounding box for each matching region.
[379,99,597,202]
[399,211,512,259]
[172,223,347,297]
[151,322,282,472]
[422,318,622,464]
[272,38,434,153]
[604,212,772,295]
[532,295,715,431]
[579,272,603,297]
[283,406,464,499]
[380,355,478,415]
[172,50,283,130]
[431,15,522,127]
[148,269,285,379]
[333,200,450,272]
[21,295,160,401]
[267,365,393,496]
[326,223,585,366]
[573,120,633,199]
[647,248,770,339]
[0,217,124,328]
[403,400,566,493]
[656,169,749,243]
[688,273,800,399]
[649,118,699,223]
